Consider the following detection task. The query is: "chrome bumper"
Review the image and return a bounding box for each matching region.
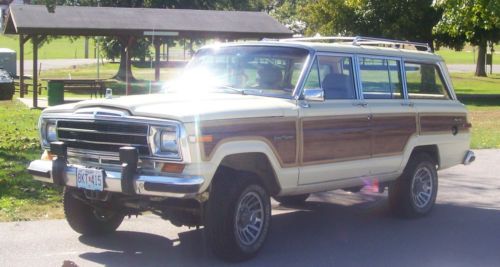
[28,159,204,198]
[463,150,476,165]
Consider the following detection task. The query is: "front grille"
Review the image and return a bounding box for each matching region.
[57,120,150,155]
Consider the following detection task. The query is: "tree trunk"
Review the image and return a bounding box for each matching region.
[475,39,487,77]
[113,39,135,81]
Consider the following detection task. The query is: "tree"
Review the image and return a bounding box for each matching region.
[434,0,499,77]
[300,0,441,49]
[270,0,308,35]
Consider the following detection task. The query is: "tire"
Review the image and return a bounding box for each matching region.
[63,187,124,235]
[273,194,310,206]
[205,169,271,262]
[388,153,438,218]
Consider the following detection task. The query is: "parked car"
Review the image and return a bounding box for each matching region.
[28,36,474,261]
[0,68,14,100]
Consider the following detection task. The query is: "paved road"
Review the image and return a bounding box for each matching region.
[1,150,499,267]
[446,64,499,73]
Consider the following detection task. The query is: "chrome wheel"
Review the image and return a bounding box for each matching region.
[235,191,264,246]
[411,166,433,208]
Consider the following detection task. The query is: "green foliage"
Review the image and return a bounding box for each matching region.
[270,0,308,34]
[434,0,499,47]
[301,0,441,45]
[0,101,62,221]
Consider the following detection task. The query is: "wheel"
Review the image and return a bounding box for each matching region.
[63,187,124,235]
[388,153,438,218]
[0,83,14,100]
[205,169,271,262]
[273,194,310,206]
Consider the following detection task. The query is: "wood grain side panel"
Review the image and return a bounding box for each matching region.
[372,115,417,156]
[302,117,371,163]
[420,114,470,134]
[201,119,297,165]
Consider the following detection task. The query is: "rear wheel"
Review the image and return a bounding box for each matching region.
[273,194,310,206]
[388,153,438,218]
[205,170,271,262]
[63,187,124,235]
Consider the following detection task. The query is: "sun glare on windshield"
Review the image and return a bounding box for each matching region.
[164,46,310,97]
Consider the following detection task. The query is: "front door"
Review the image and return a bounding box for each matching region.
[298,54,372,185]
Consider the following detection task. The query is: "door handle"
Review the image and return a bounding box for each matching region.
[401,102,414,107]
[353,102,368,107]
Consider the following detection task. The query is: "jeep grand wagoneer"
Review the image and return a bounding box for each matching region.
[28,36,474,261]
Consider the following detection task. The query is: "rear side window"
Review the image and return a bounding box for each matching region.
[404,62,450,100]
[359,57,403,99]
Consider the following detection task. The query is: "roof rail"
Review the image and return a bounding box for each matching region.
[280,35,432,52]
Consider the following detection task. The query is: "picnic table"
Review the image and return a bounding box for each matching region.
[42,78,107,106]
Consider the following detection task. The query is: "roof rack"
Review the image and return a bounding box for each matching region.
[280,36,432,52]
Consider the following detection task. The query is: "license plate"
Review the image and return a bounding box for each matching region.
[76,167,104,191]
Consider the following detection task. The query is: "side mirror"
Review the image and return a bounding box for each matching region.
[303,88,324,102]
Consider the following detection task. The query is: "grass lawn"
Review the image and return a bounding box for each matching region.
[451,73,500,95]
[0,101,63,222]
[436,47,499,65]
[1,35,96,60]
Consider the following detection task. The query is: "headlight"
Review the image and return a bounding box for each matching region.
[149,125,180,159]
[40,119,57,147]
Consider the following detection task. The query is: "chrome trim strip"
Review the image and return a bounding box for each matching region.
[57,127,148,137]
[58,138,148,147]
[28,160,204,198]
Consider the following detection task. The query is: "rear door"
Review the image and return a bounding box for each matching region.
[357,56,417,175]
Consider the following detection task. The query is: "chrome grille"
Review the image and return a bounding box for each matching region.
[57,120,150,155]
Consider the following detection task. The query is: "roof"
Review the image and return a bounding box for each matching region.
[3,5,293,39]
[205,41,443,62]
[0,48,16,53]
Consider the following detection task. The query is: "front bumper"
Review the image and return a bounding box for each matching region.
[28,143,204,198]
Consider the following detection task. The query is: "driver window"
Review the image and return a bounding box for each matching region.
[303,56,356,100]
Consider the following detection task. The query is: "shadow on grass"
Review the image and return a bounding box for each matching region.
[458,95,500,106]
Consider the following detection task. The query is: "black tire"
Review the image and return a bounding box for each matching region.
[388,153,438,218]
[204,169,271,262]
[273,194,310,206]
[63,187,124,235]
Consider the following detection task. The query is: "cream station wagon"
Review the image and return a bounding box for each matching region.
[28,36,475,261]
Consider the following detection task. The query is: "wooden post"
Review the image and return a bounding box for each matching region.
[32,35,38,108]
[19,34,25,98]
[19,35,31,98]
[154,39,161,82]
[125,36,134,95]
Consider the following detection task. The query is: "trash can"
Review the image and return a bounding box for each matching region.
[47,80,64,106]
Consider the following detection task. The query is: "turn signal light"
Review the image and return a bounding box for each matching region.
[41,150,54,161]
[161,163,185,173]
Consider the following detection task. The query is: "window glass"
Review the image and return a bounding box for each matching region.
[302,55,356,100]
[359,57,403,99]
[303,58,320,90]
[405,62,450,100]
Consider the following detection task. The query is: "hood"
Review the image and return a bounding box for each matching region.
[43,93,298,122]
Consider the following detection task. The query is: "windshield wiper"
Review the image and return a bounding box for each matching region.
[214,85,246,95]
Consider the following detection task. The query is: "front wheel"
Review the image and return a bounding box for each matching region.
[63,187,124,235]
[388,153,438,218]
[205,171,271,262]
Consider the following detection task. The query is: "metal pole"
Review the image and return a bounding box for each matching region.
[32,35,38,108]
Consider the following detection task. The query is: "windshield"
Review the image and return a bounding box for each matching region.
[166,46,310,97]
